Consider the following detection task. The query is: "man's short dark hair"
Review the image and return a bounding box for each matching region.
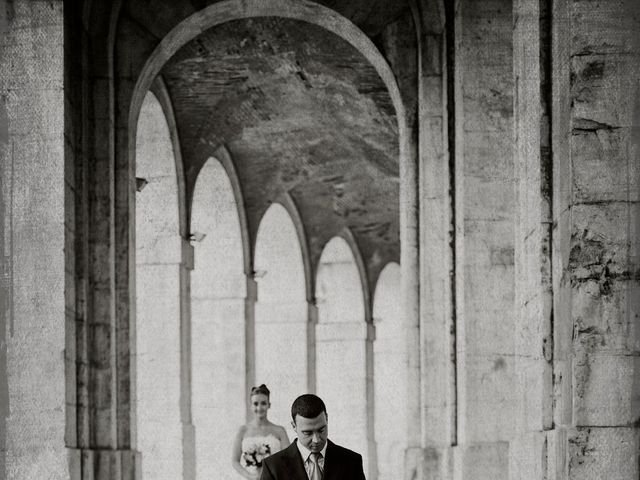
[291,394,327,422]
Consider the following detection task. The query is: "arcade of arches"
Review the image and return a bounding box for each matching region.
[1,0,639,479]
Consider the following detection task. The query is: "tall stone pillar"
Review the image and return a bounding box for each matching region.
[549,1,640,478]
[306,301,318,394]
[1,2,67,478]
[452,1,515,478]
[411,1,456,478]
[364,321,377,480]
[64,2,141,477]
[244,274,257,416]
[179,240,196,480]
[511,0,554,478]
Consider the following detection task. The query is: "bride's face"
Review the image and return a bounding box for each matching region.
[250,393,270,419]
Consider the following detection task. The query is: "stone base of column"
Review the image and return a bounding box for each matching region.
[182,423,196,480]
[68,448,141,480]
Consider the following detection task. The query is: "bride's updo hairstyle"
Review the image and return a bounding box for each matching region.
[250,384,270,399]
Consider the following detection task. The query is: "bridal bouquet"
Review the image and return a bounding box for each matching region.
[242,441,272,470]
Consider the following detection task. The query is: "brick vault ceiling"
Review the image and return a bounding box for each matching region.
[160,16,400,282]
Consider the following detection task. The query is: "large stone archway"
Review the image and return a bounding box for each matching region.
[122,4,415,479]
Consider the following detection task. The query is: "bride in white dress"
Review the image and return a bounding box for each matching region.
[232,384,289,479]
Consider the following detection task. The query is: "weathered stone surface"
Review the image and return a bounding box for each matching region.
[571,128,638,202]
[1,1,66,479]
[569,203,639,284]
[571,279,640,353]
[509,432,547,480]
[567,427,639,480]
[571,54,639,128]
[571,0,639,55]
[573,352,640,426]
[453,442,509,480]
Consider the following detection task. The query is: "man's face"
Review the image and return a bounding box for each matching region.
[292,412,328,453]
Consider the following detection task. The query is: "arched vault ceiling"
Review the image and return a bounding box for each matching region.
[160,17,400,285]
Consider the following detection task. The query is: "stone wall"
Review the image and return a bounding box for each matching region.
[550,0,640,478]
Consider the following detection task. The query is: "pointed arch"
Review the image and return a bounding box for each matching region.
[253,202,308,438]
[190,155,248,479]
[149,76,187,237]
[190,144,252,276]
[124,6,416,476]
[130,0,406,143]
[337,227,373,323]
[273,193,314,303]
[135,90,184,480]
[254,203,306,305]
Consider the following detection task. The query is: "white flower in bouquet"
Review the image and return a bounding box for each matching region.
[242,442,272,468]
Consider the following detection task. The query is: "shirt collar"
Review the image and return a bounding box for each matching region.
[296,438,328,462]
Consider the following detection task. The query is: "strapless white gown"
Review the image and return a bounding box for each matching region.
[240,434,281,475]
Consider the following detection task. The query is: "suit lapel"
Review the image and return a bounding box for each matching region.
[284,440,308,479]
[323,440,338,480]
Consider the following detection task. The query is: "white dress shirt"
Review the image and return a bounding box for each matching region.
[296,439,328,479]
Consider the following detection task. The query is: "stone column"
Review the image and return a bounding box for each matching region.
[64,2,141,476]
[511,0,554,478]
[306,301,318,394]
[370,7,423,478]
[411,1,457,478]
[549,1,640,478]
[179,240,196,480]
[399,48,423,480]
[364,321,377,480]
[452,1,515,478]
[244,274,257,417]
[1,2,66,478]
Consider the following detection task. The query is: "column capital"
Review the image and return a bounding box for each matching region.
[367,322,376,341]
[245,273,258,299]
[182,238,195,270]
[307,301,319,325]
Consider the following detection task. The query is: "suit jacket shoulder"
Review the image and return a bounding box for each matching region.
[327,440,361,459]
[324,440,366,480]
[260,441,306,480]
[261,439,366,480]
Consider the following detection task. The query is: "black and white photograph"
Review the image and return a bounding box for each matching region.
[1,0,639,479]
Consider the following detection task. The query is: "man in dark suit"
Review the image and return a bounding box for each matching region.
[260,394,366,480]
